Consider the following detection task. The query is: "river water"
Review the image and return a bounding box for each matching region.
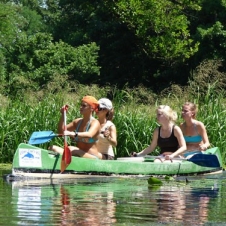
[1,170,226,225]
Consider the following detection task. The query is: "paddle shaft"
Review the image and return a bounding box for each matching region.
[63,107,67,143]
[61,105,71,173]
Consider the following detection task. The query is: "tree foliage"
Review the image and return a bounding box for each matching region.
[0,2,24,87]
[4,32,100,96]
[1,0,226,95]
[115,0,200,63]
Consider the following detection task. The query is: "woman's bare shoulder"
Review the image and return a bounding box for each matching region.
[74,118,82,122]
[194,120,205,127]
[173,125,184,136]
[91,117,100,126]
[71,118,82,125]
[153,127,159,135]
[174,125,182,132]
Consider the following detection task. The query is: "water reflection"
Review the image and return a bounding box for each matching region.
[12,182,54,225]
[185,185,218,225]
[57,184,117,225]
[154,185,218,225]
[2,175,225,225]
[157,186,186,223]
[17,186,41,220]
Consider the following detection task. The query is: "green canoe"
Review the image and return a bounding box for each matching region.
[11,143,223,179]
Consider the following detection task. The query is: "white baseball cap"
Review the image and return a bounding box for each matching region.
[98,98,113,110]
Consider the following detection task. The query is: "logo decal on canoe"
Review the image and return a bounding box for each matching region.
[22,152,34,159]
[19,148,42,167]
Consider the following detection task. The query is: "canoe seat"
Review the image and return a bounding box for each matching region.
[117,157,145,162]
[117,156,155,162]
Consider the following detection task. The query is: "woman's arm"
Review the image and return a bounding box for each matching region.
[65,119,100,138]
[169,126,187,158]
[57,113,64,134]
[105,125,117,147]
[136,128,158,157]
[198,121,210,151]
[57,106,78,133]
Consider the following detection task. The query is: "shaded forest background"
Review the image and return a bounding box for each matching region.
[1,0,226,97]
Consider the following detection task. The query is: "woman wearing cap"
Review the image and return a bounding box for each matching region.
[49,96,102,159]
[96,98,117,160]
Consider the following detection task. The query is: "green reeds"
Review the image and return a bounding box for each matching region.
[1,84,226,164]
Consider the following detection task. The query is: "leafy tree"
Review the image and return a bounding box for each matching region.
[4,32,100,96]
[191,0,226,69]
[0,1,100,96]
[2,0,226,95]
[44,0,144,87]
[0,2,22,47]
[0,2,26,92]
[43,0,203,89]
[114,0,201,63]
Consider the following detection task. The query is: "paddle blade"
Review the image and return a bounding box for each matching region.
[65,145,72,165]
[188,154,220,167]
[61,145,71,173]
[28,131,57,144]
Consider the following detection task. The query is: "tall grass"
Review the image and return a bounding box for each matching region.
[1,82,226,164]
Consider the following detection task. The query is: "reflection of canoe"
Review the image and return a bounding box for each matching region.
[8,173,221,226]
[11,143,223,179]
[9,177,145,192]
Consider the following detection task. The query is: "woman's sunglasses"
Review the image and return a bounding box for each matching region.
[98,107,106,111]
[80,103,89,108]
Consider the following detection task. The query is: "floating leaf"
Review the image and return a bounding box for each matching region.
[148,177,163,185]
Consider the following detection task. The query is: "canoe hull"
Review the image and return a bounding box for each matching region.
[12,143,223,178]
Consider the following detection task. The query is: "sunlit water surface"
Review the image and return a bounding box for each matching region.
[1,170,226,225]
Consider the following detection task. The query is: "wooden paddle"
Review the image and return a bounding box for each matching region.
[61,105,71,173]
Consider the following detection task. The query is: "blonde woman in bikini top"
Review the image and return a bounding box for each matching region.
[180,102,210,154]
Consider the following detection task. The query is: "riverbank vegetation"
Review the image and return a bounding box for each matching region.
[1,59,226,163]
